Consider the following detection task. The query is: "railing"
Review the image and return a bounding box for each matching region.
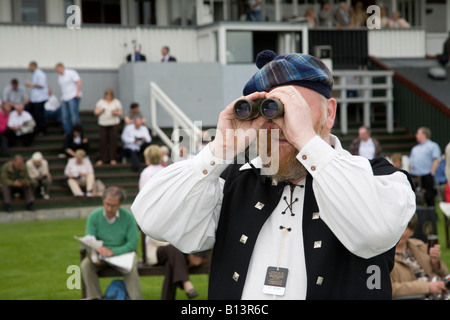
[149,82,203,155]
[149,72,394,154]
[367,28,426,58]
[332,70,394,135]
[0,24,427,69]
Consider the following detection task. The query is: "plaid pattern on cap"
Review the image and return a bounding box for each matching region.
[243,52,334,98]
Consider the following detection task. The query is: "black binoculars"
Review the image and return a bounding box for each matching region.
[233,98,284,120]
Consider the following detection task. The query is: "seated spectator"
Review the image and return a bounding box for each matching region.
[304,7,318,28]
[124,102,152,138]
[44,88,61,124]
[144,237,199,300]
[80,186,142,300]
[94,88,122,166]
[350,1,367,27]
[1,155,35,212]
[380,7,389,29]
[121,116,151,172]
[139,147,199,299]
[63,124,89,158]
[387,11,410,28]
[2,79,29,110]
[26,152,52,200]
[139,145,164,190]
[334,2,350,27]
[391,213,449,299]
[0,102,11,157]
[347,126,382,159]
[160,145,171,167]
[64,149,95,197]
[6,104,35,147]
[391,152,403,169]
[124,102,147,126]
[318,2,334,27]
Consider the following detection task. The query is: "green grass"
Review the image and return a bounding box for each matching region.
[0,218,208,300]
[1,208,449,300]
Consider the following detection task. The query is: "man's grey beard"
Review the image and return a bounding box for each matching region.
[260,122,329,184]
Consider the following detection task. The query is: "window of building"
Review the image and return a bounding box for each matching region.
[135,0,156,25]
[22,0,46,23]
[82,0,121,24]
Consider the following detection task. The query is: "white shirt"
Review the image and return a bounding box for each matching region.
[58,69,81,101]
[64,157,94,178]
[7,110,33,133]
[139,164,164,191]
[30,68,49,103]
[44,95,60,112]
[96,98,122,126]
[121,123,151,152]
[131,135,416,299]
[358,138,376,159]
[103,209,120,224]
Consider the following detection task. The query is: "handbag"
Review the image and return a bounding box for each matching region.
[20,119,36,134]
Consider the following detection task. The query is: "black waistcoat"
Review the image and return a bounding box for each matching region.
[208,158,412,300]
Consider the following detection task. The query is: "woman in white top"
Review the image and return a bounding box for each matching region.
[64,149,95,197]
[94,88,122,166]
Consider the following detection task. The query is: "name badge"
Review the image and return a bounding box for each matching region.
[263,266,289,296]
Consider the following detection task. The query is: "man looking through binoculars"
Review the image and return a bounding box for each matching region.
[132,50,416,300]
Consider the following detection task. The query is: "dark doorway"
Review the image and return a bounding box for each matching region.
[135,0,156,25]
[81,0,121,24]
[253,32,278,62]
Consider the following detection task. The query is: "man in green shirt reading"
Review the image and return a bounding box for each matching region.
[80,186,142,299]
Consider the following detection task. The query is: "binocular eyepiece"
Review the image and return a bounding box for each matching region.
[233,98,284,120]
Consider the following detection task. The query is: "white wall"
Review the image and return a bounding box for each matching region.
[368,28,426,58]
[426,32,448,56]
[0,24,199,69]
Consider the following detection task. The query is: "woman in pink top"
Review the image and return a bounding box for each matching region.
[0,102,10,156]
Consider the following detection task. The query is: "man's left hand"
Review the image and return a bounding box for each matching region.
[97,247,113,257]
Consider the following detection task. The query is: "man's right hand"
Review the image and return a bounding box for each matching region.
[429,280,447,294]
[209,91,268,160]
[13,180,22,187]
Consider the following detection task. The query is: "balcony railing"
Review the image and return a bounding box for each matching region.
[0,23,426,70]
[332,70,394,134]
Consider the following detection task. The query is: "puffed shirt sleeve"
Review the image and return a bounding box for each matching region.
[131,145,228,253]
[298,136,416,259]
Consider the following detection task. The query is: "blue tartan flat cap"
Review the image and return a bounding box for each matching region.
[243,50,334,98]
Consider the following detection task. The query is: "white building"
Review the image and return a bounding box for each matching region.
[0,0,447,147]
[0,0,447,69]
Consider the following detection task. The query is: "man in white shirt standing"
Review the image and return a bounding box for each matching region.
[131,50,416,300]
[55,63,82,134]
[348,125,382,159]
[26,61,48,136]
[121,116,151,172]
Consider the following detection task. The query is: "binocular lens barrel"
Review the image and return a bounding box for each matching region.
[233,99,260,120]
[260,99,284,119]
[233,98,284,120]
